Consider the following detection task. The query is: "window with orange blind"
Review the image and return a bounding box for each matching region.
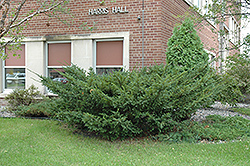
[96,40,123,75]
[47,42,71,83]
[4,44,25,89]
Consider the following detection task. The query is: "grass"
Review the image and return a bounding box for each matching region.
[1,118,250,166]
[231,107,250,116]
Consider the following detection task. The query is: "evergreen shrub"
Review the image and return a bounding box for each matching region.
[15,99,56,117]
[166,18,209,72]
[38,63,222,140]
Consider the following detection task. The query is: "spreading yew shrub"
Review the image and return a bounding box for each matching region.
[38,63,222,140]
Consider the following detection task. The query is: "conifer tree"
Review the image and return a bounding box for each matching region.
[166,18,209,71]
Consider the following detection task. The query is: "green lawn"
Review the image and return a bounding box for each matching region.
[1,118,250,166]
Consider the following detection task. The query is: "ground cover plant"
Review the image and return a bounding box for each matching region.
[1,118,250,166]
[4,85,53,117]
[231,107,250,116]
[5,85,42,112]
[155,115,250,143]
[14,99,56,117]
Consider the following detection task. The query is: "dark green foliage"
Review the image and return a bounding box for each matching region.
[5,85,42,112]
[15,99,56,117]
[155,115,250,143]
[166,18,209,71]
[38,63,223,140]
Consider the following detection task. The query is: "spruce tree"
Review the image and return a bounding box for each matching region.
[166,18,209,71]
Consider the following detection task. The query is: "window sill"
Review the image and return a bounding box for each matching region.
[45,92,58,97]
[3,89,14,94]
[0,93,8,98]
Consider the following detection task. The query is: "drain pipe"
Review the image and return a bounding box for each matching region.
[142,0,145,68]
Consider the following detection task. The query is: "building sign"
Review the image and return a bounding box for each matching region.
[89,6,129,15]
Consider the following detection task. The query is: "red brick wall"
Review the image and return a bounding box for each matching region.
[17,0,221,68]
[19,0,164,68]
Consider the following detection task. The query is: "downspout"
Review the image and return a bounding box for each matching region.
[142,0,145,68]
[219,22,224,73]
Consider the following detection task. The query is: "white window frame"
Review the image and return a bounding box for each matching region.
[229,16,240,45]
[186,0,216,27]
[195,0,203,10]
[45,41,72,94]
[3,43,27,93]
[188,0,214,13]
[45,41,72,77]
[94,38,125,74]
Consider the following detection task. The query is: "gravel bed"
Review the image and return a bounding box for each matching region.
[191,108,250,121]
[191,102,250,121]
[0,111,16,118]
[0,106,16,118]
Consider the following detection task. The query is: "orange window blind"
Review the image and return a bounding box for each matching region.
[5,44,25,66]
[48,43,71,66]
[96,41,123,66]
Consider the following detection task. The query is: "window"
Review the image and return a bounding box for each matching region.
[229,17,240,45]
[46,42,71,83]
[192,0,202,9]
[190,0,215,26]
[95,40,123,75]
[4,44,25,90]
[191,0,213,14]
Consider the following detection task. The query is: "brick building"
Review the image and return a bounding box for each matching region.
[0,0,240,95]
